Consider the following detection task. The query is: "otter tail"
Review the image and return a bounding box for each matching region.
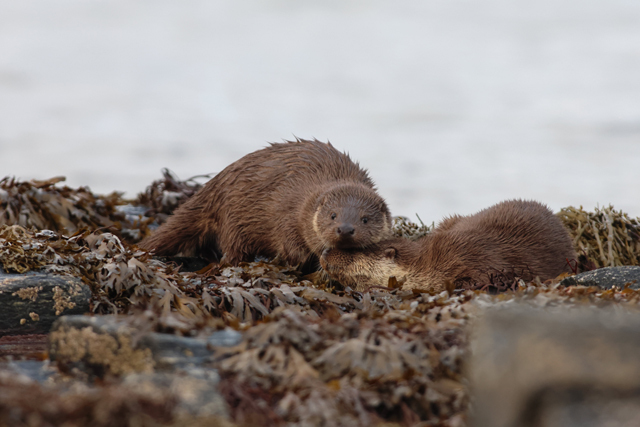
[139,206,219,261]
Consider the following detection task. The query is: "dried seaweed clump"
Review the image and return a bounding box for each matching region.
[135,168,210,225]
[0,176,126,234]
[0,175,157,244]
[558,205,640,269]
[213,292,472,426]
[392,215,432,240]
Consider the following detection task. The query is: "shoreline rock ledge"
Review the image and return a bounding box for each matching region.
[560,266,640,290]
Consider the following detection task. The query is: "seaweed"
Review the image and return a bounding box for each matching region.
[4,173,640,426]
[558,205,640,269]
[392,215,433,240]
[0,171,206,246]
[134,168,211,225]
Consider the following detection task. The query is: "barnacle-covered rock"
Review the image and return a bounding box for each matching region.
[49,315,156,378]
[0,271,90,335]
[49,315,242,378]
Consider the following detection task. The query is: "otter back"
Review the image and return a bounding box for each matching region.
[139,138,392,267]
[320,200,577,292]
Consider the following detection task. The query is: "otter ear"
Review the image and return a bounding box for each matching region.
[384,248,397,259]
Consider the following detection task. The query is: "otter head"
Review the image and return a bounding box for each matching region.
[313,184,392,251]
[319,239,412,291]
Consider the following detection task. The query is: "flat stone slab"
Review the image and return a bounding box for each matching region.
[469,303,640,427]
[0,272,91,335]
[0,334,48,358]
[560,266,640,289]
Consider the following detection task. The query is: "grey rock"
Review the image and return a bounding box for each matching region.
[208,328,242,347]
[560,266,640,289]
[139,332,210,370]
[532,389,640,427]
[469,304,640,427]
[49,315,156,377]
[0,361,230,422]
[0,272,91,335]
[123,369,229,418]
[115,204,149,218]
[49,315,242,376]
[0,360,57,384]
[48,315,235,422]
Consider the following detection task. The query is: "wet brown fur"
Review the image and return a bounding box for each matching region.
[320,200,577,292]
[140,139,392,267]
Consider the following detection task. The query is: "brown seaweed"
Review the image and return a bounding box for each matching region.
[4,173,640,426]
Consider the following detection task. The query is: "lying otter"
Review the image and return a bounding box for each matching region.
[320,200,576,292]
[140,138,393,267]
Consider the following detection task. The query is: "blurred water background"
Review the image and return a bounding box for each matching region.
[1,0,639,223]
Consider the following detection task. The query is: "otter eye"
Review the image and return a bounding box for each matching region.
[361,217,368,224]
[331,213,337,220]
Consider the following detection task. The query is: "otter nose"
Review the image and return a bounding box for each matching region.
[336,224,355,236]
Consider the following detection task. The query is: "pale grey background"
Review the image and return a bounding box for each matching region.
[1,0,639,223]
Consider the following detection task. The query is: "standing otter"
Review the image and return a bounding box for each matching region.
[320,200,576,292]
[140,139,393,267]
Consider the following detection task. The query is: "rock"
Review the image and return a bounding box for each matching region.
[49,315,242,377]
[0,334,48,358]
[123,368,229,419]
[0,272,91,335]
[139,332,210,370]
[49,315,156,377]
[0,360,57,384]
[469,303,640,427]
[0,362,233,426]
[560,266,640,289]
[207,328,243,347]
[47,315,236,422]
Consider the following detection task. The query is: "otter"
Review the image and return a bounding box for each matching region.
[320,200,576,292]
[139,138,393,267]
